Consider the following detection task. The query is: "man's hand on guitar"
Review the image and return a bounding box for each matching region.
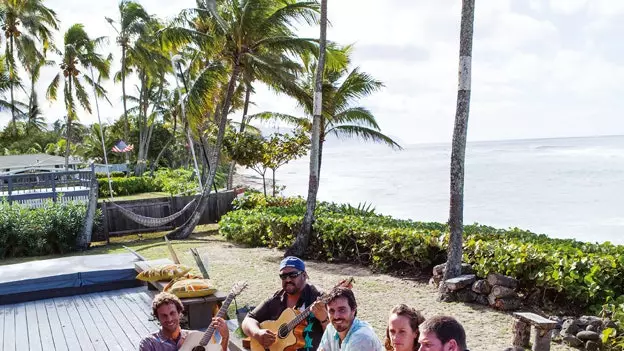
[211,317,229,340]
[311,300,328,324]
[255,328,277,348]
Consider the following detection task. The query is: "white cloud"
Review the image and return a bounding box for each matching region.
[0,0,623,144]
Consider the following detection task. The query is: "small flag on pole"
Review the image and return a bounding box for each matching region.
[112,140,134,153]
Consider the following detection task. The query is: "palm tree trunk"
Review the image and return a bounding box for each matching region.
[167,63,242,240]
[8,38,16,136]
[121,46,130,165]
[441,0,476,290]
[227,83,252,189]
[287,0,328,257]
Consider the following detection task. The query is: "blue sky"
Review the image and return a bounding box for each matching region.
[1,0,622,144]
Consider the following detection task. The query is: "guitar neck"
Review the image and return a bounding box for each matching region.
[285,306,312,332]
[199,294,235,346]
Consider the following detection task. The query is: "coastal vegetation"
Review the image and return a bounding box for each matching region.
[220,193,624,315]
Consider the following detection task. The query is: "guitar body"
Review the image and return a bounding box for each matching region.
[179,330,223,351]
[250,308,306,351]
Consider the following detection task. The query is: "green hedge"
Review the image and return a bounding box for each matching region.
[98,176,160,197]
[0,201,91,258]
[220,194,624,310]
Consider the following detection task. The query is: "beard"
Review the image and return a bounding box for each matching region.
[332,319,351,333]
[284,282,298,294]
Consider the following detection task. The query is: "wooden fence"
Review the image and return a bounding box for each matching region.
[94,190,237,241]
[0,166,95,207]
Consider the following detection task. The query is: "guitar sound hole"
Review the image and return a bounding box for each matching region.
[277,324,289,338]
[192,346,205,351]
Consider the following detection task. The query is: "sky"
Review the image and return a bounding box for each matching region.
[1,0,623,145]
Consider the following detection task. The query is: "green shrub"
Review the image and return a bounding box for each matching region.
[220,196,624,310]
[601,296,624,350]
[98,176,159,197]
[153,168,200,196]
[0,200,89,258]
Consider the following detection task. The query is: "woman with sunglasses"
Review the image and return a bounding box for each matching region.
[385,304,425,351]
[242,256,329,351]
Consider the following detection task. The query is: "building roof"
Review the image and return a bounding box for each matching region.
[0,154,81,169]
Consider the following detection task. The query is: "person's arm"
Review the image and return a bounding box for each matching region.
[241,315,276,348]
[310,300,330,330]
[211,317,230,351]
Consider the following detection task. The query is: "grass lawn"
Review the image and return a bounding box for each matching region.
[0,224,574,351]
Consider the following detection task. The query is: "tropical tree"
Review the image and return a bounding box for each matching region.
[441,0,476,291]
[1,0,58,135]
[106,0,150,160]
[46,24,111,169]
[161,0,320,239]
[123,18,170,175]
[286,0,327,257]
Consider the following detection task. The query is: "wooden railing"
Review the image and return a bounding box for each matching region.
[0,165,95,207]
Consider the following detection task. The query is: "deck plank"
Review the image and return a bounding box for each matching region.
[77,294,123,351]
[52,298,82,350]
[3,305,16,351]
[117,290,159,334]
[60,296,96,351]
[84,293,135,351]
[72,294,110,351]
[34,301,53,351]
[104,290,152,339]
[0,305,5,351]
[94,290,144,347]
[14,303,29,350]
[44,299,68,351]
[25,302,42,351]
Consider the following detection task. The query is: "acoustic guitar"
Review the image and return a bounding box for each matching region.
[249,277,354,351]
[179,281,248,351]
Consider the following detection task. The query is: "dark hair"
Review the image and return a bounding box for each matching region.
[325,287,357,315]
[384,304,426,351]
[420,316,467,351]
[152,292,184,319]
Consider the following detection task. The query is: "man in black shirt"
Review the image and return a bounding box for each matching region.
[242,256,330,351]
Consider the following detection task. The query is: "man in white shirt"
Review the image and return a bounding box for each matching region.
[318,287,383,351]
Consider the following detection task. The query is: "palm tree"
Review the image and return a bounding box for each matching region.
[1,0,58,135]
[106,0,150,161]
[441,0,476,290]
[123,18,170,175]
[287,0,327,257]
[162,0,320,239]
[46,24,111,170]
[25,91,47,134]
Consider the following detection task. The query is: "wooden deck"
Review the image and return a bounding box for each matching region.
[0,287,159,351]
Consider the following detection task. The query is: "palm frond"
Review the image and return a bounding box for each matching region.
[326,125,402,150]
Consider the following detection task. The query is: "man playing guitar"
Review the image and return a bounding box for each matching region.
[139,292,230,351]
[242,256,329,351]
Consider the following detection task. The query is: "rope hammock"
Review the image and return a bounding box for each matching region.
[90,62,204,230]
[110,198,198,228]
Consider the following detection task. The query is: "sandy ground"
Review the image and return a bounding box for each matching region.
[170,238,573,351]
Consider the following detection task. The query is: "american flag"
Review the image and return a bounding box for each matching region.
[112,140,134,153]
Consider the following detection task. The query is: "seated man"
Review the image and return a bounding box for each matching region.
[318,287,383,351]
[417,315,469,351]
[139,291,229,351]
[242,256,329,351]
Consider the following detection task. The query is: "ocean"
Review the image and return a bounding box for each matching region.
[237,135,624,244]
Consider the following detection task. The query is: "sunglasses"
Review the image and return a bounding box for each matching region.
[279,271,304,280]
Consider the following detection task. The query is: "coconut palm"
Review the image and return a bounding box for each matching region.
[106,0,150,159]
[1,0,58,135]
[442,0,476,289]
[161,0,320,239]
[46,24,111,170]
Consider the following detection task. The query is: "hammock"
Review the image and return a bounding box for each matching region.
[110,198,198,228]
